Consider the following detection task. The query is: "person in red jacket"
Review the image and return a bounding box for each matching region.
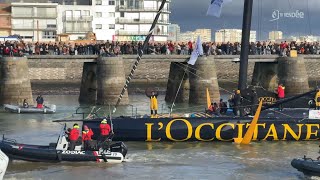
[277,83,285,111]
[99,119,111,149]
[69,123,80,150]
[82,125,94,150]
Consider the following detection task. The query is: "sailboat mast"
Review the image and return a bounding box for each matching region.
[238,0,254,90]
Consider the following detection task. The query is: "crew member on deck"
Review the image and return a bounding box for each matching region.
[251,89,258,115]
[315,89,320,110]
[82,125,94,150]
[69,123,80,151]
[23,99,29,108]
[277,84,285,111]
[207,102,220,116]
[99,119,111,149]
[219,99,228,114]
[232,90,242,116]
[150,91,158,118]
[36,95,44,109]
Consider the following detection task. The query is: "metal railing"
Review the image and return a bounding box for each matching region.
[116,18,169,24]
[12,24,57,30]
[63,27,93,33]
[115,30,168,36]
[64,16,93,22]
[12,13,57,18]
[116,5,170,13]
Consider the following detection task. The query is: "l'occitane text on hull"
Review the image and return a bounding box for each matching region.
[144,119,320,142]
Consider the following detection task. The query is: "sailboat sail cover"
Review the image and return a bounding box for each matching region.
[207,0,233,17]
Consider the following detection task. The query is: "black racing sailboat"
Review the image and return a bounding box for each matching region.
[55,0,320,142]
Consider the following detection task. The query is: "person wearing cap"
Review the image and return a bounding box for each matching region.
[82,125,94,151]
[36,95,44,109]
[99,119,111,149]
[69,123,80,150]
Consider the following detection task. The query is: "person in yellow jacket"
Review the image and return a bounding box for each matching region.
[150,91,158,118]
[315,89,320,110]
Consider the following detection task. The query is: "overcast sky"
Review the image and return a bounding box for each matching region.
[170,0,320,40]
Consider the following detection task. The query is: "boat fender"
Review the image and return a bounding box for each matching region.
[102,154,108,162]
[44,108,47,114]
[57,151,62,161]
[17,108,20,114]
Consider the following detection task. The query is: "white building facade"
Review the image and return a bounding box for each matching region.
[11,2,58,42]
[215,29,256,43]
[113,0,170,42]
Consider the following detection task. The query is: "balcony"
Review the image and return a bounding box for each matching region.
[64,16,93,22]
[12,13,57,19]
[63,27,93,33]
[116,6,170,13]
[12,24,57,30]
[116,18,170,24]
[115,30,168,36]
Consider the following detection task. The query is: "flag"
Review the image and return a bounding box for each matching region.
[188,36,203,65]
[206,0,232,17]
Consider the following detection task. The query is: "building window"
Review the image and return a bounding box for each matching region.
[96,12,102,17]
[96,24,102,29]
[120,12,124,17]
[42,31,56,39]
[96,0,102,5]
[109,0,115,5]
[47,24,57,29]
[108,12,115,17]
[120,0,124,5]
[109,24,115,29]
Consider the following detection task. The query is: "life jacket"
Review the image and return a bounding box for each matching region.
[82,129,93,141]
[208,105,214,112]
[99,123,111,136]
[277,85,285,98]
[315,91,320,107]
[69,128,80,141]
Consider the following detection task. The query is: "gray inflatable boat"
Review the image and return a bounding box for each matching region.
[4,104,56,114]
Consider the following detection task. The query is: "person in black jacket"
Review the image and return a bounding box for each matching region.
[36,95,44,109]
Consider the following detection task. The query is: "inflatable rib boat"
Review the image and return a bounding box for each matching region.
[291,157,320,176]
[4,104,56,114]
[0,124,128,163]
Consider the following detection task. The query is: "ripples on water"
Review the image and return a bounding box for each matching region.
[0,95,319,180]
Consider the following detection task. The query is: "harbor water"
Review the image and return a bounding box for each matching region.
[1,94,320,180]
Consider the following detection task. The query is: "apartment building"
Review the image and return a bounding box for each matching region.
[11,2,58,42]
[0,3,11,36]
[215,29,256,43]
[179,29,211,42]
[269,31,283,41]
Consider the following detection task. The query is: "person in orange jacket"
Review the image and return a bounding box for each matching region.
[82,125,94,150]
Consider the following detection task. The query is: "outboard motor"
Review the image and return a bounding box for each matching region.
[110,142,128,158]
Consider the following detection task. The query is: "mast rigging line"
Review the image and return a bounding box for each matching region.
[112,0,167,113]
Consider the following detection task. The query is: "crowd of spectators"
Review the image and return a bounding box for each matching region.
[1,40,320,57]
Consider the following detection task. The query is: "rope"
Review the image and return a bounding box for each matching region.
[112,0,167,113]
[169,68,187,116]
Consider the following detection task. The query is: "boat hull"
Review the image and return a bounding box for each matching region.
[82,116,320,142]
[291,158,320,176]
[4,104,56,114]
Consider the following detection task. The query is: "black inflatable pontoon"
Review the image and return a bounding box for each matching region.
[291,156,320,176]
